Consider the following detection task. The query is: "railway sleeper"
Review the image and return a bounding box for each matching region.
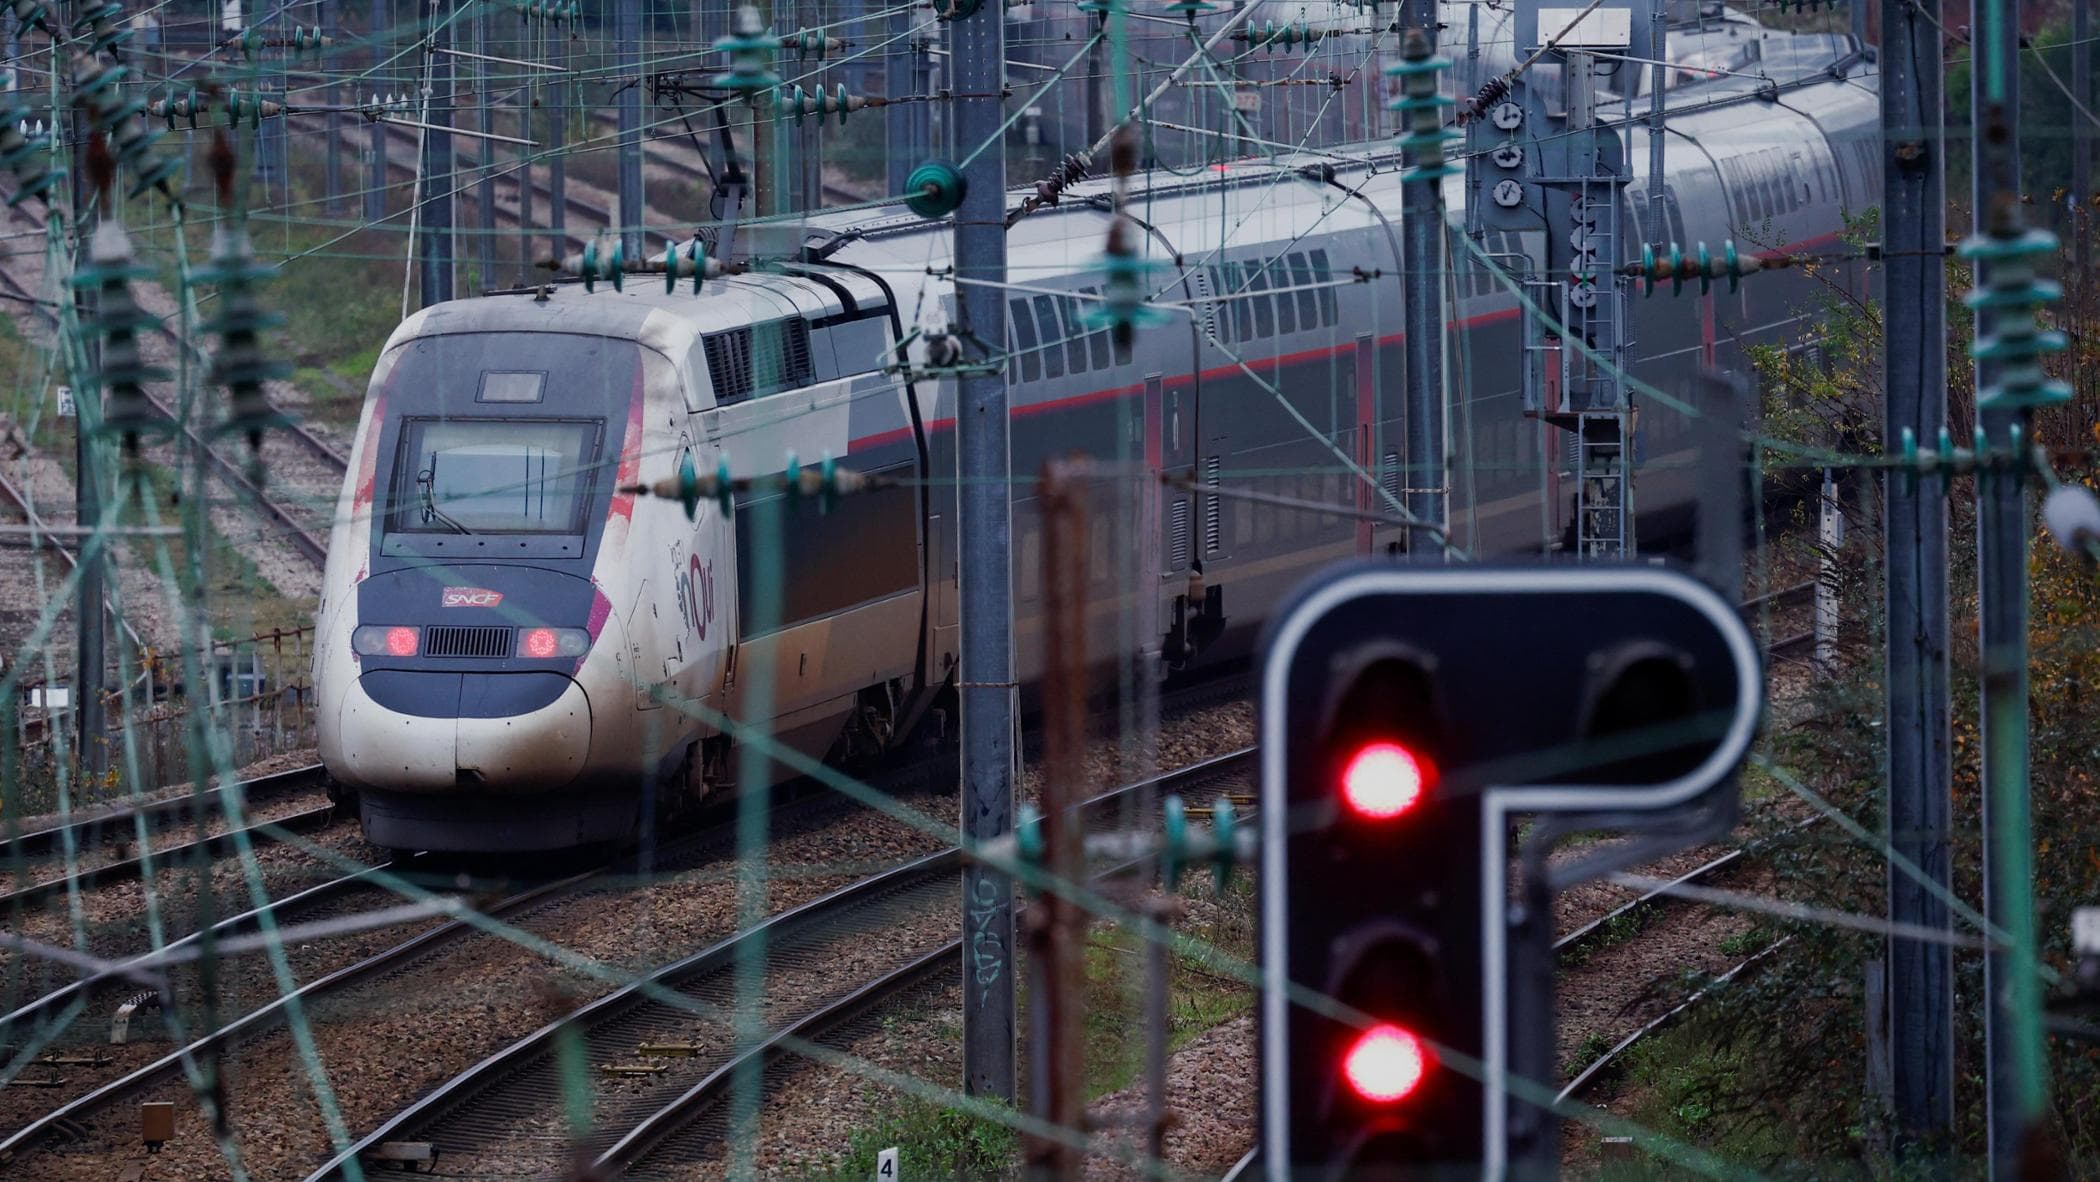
[362,1141,440,1172]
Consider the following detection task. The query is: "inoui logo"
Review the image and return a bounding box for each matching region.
[441,587,504,608]
[683,555,716,641]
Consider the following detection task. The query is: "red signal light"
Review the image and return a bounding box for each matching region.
[1340,741,1430,819]
[384,626,419,657]
[521,627,559,659]
[1343,1023,1430,1104]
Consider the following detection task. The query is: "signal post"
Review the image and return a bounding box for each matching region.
[1259,564,1761,1176]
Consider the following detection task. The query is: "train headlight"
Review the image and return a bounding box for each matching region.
[518,627,590,659]
[353,625,421,657]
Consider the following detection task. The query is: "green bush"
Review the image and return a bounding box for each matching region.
[799,1092,1019,1182]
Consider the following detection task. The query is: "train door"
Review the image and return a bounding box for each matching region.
[1140,374,1167,659]
[1160,379,1196,578]
[1350,334,1375,554]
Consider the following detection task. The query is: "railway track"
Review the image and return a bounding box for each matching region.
[0,766,339,914]
[0,764,328,868]
[306,748,1256,1180]
[327,585,1808,1175]
[0,749,960,1175]
[616,588,1817,1171]
[0,202,344,567]
[0,852,443,1127]
[0,453,149,655]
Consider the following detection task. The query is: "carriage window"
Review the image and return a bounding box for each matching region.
[1033,295,1064,379]
[1310,249,1339,324]
[1058,295,1089,374]
[1266,259,1298,334]
[1010,298,1041,382]
[1664,188,1686,246]
[390,417,601,536]
[1223,262,1254,340]
[1288,253,1319,329]
[1079,287,1113,367]
[1246,263,1276,338]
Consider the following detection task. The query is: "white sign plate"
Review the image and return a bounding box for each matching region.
[1538,7,1632,47]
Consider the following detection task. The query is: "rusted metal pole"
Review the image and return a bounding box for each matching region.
[1030,459,1091,1177]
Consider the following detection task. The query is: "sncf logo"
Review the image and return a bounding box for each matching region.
[442,587,504,608]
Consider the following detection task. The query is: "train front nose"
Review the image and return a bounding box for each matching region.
[325,563,634,852]
[333,669,591,792]
[336,668,618,852]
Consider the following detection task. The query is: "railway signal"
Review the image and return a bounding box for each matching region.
[1260,563,1761,1177]
[1265,637,1483,1177]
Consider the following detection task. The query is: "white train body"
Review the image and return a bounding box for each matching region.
[316,34,1879,851]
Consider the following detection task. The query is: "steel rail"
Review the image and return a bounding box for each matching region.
[0,749,952,1171]
[4,199,349,476]
[0,852,409,1040]
[1556,938,1792,1101]
[597,752,1258,1177]
[303,748,1258,1181]
[587,608,1812,1174]
[0,860,604,1170]
[0,762,328,866]
[0,799,340,915]
[0,452,147,654]
[0,200,334,564]
[1552,815,1823,963]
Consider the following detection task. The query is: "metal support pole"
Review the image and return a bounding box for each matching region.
[1880,0,1954,1154]
[475,3,495,290]
[1815,469,1842,675]
[549,15,567,261]
[365,0,388,222]
[324,0,342,215]
[1645,0,1664,240]
[1027,460,1088,1179]
[419,0,455,306]
[71,104,105,785]
[1972,0,2047,1171]
[1397,8,1444,550]
[885,2,916,193]
[2076,0,2091,285]
[254,8,284,203]
[616,0,643,258]
[951,0,1016,1106]
[1975,215,2050,1177]
[516,6,533,285]
[1085,12,1105,153]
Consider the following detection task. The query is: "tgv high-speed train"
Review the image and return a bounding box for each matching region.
[315,28,1880,852]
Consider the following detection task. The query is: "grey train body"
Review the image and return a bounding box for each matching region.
[315,39,1879,852]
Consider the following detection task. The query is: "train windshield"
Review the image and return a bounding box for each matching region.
[392,417,601,535]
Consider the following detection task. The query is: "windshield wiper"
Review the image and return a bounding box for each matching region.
[417,453,474,535]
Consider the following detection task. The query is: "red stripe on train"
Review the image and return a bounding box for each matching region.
[846,229,1843,455]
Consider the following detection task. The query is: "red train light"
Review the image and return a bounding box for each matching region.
[1342,1022,1430,1104]
[1340,740,1430,820]
[384,627,419,657]
[521,627,558,659]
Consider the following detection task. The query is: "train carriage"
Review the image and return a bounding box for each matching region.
[316,29,1879,851]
